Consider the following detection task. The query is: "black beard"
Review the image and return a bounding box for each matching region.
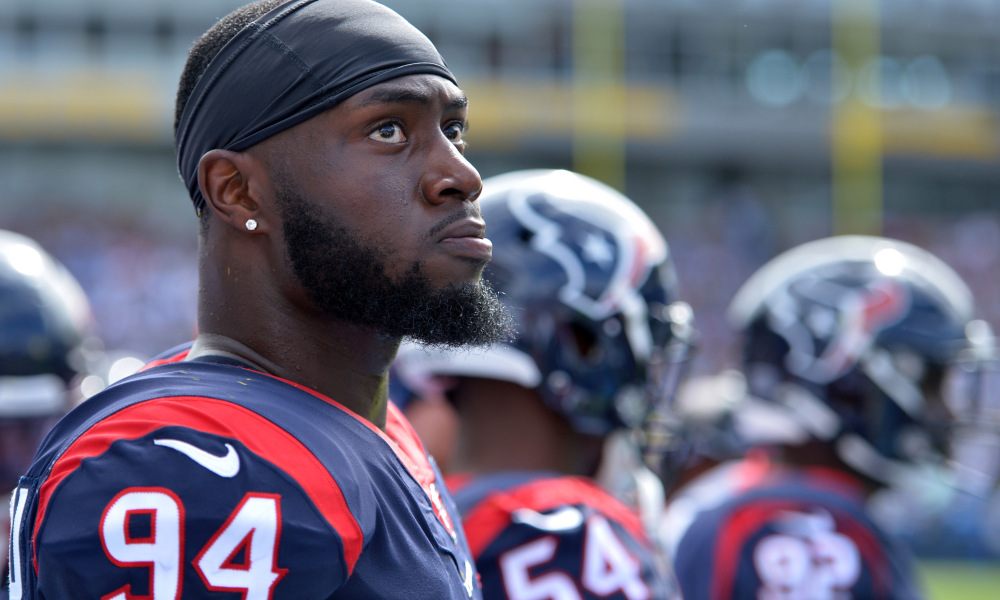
[276,184,512,347]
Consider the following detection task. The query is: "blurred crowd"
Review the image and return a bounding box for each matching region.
[6,209,198,363]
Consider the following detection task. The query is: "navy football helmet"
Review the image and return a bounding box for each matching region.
[0,229,99,489]
[728,235,989,486]
[396,169,696,437]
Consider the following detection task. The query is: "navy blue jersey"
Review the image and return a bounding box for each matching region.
[448,471,682,600]
[9,351,481,599]
[673,467,925,600]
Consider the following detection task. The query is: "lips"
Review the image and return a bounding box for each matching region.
[438,218,486,241]
[438,218,492,261]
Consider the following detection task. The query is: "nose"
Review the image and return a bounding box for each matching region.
[421,140,483,205]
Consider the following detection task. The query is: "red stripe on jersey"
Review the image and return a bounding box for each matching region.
[461,476,647,559]
[143,353,441,502]
[139,349,192,371]
[444,473,474,494]
[385,401,433,488]
[222,371,447,533]
[712,501,789,600]
[270,382,439,489]
[385,402,458,540]
[34,397,365,575]
[835,513,891,596]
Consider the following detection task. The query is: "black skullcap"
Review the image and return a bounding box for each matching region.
[175,0,456,214]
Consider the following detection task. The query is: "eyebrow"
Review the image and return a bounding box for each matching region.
[353,87,469,111]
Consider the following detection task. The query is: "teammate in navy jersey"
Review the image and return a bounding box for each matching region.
[0,230,103,600]
[670,236,993,600]
[9,1,514,598]
[394,169,697,600]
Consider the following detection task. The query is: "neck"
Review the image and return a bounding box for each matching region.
[188,326,398,430]
[780,440,881,496]
[194,227,400,429]
[450,378,601,476]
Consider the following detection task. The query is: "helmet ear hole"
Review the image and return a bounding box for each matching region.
[567,321,599,361]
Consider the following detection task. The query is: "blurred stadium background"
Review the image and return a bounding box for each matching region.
[0,0,998,594]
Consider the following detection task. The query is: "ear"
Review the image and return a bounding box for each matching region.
[197,149,265,233]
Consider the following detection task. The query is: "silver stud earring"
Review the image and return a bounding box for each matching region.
[245,219,258,231]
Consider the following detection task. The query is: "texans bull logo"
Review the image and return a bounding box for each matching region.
[506,191,665,323]
[773,275,911,384]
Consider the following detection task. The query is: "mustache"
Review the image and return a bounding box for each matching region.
[428,205,481,237]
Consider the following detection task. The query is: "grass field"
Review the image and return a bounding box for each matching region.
[920,561,1000,600]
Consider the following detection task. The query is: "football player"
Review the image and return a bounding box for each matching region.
[9,1,513,598]
[671,235,990,600]
[394,168,697,600]
[0,229,102,598]
[650,370,766,560]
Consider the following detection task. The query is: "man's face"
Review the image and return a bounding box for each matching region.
[261,74,511,346]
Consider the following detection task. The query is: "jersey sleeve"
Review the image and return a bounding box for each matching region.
[18,419,362,600]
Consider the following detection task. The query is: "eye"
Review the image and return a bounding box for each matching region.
[443,121,466,144]
[369,122,406,144]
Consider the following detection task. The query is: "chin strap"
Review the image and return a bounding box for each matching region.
[595,429,669,557]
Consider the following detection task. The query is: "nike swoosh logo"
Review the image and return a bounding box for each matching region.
[461,559,474,598]
[511,506,584,532]
[154,438,240,478]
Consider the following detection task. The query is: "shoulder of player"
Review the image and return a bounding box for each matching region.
[458,473,649,548]
[675,472,888,562]
[60,360,389,456]
[31,363,393,543]
[23,374,381,595]
[26,422,363,599]
[737,469,872,521]
[458,474,675,598]
[452,472,602,515]
[673,477,919,600]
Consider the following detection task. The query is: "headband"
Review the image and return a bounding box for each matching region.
[175,0,456,213]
